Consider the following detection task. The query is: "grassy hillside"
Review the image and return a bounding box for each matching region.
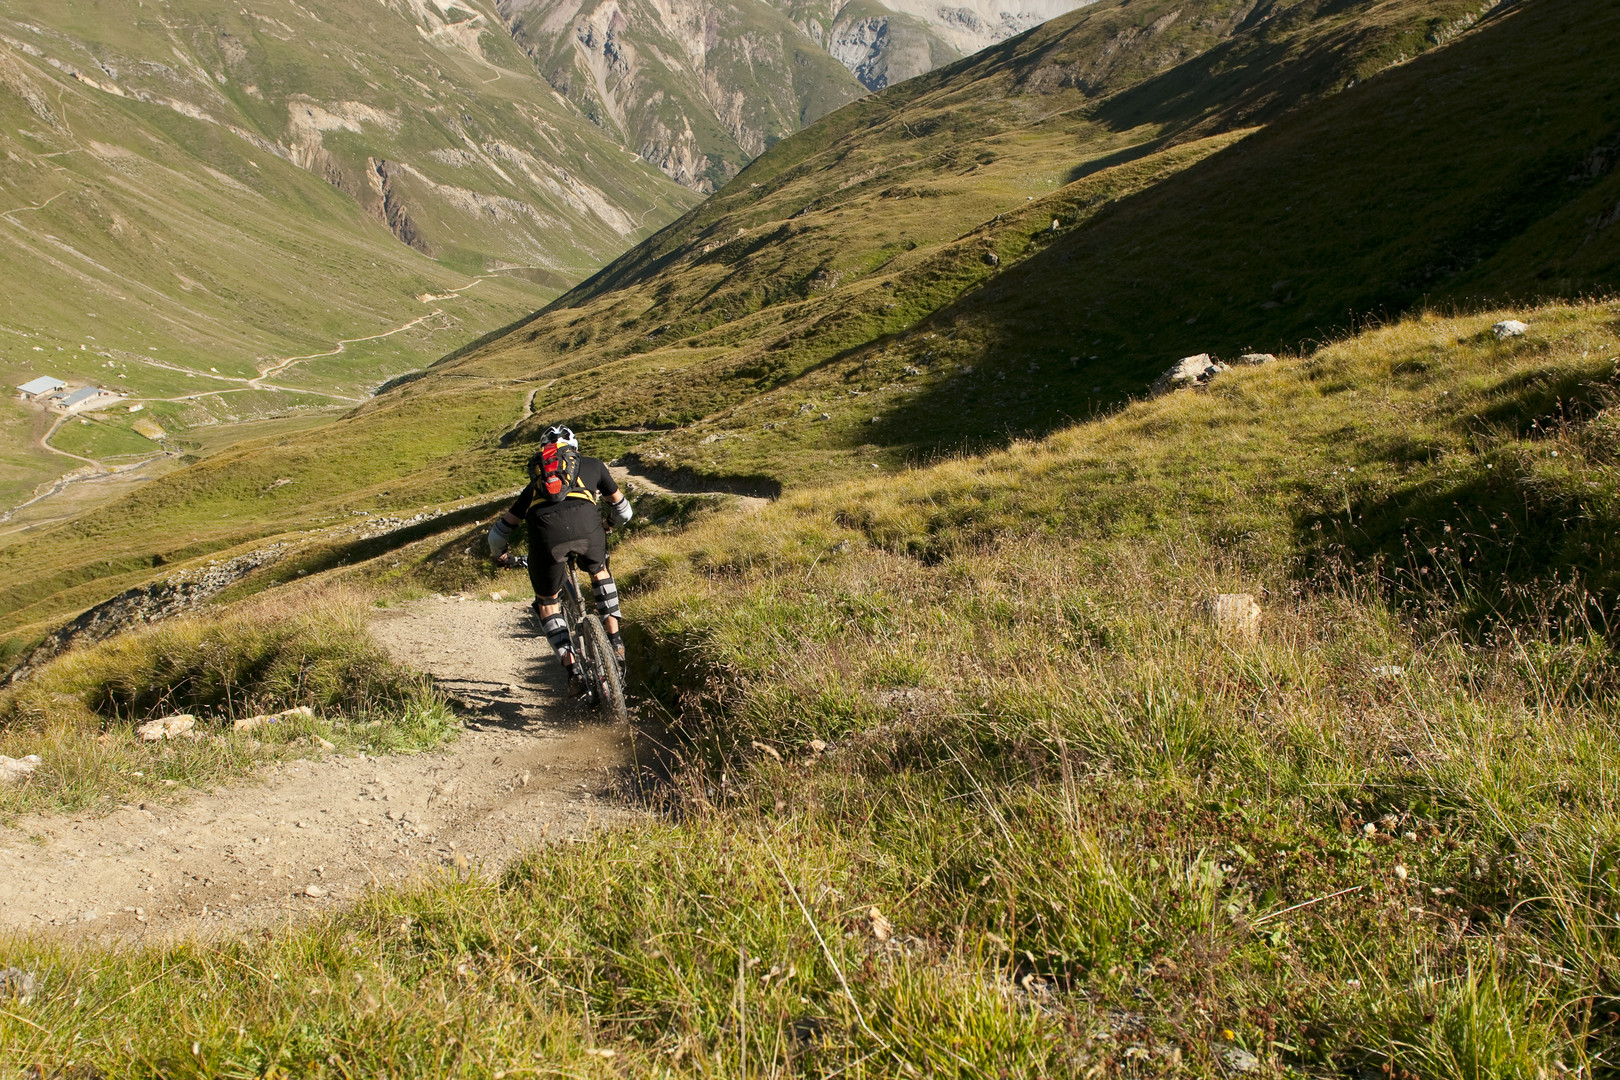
[3,0,1614,660]
[432,0,1616,488]
[0,0,699,506]
[6,301,1619,1075]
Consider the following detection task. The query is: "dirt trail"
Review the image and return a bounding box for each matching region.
[611,465,770,513]
[0,597,638,943]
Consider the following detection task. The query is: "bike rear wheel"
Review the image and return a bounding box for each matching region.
[577,611,628,723]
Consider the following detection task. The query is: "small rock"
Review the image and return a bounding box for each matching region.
[0,754,41,784]
[982,251,1000,266]
[136,714,195,741]
[0,966,37,1002]
[304,884,327,898]
[1232,353,1275,365]
[490,591,505,602]
[1206,594,1261,638]
[1150,353,1226,396]
[1492,319,1529,339]
[1220,1045,1260,1074]
[808,739,828,754]
[315,737,336,751]
[234,705,312,732]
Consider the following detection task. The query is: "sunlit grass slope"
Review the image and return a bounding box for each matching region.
[6,302,1619,1077]
[426,0,1615,489]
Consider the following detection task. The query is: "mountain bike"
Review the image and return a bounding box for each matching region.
[508,552,628,723]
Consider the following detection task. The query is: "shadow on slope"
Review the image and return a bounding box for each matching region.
[869,0,1620,455]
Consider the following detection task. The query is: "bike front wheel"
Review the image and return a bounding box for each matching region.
[577,612,628,723]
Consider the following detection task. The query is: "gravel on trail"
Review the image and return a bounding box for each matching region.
[0,595,639,944]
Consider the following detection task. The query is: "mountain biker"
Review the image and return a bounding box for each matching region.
[487,425,633,696]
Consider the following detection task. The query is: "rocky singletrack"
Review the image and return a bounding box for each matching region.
[0,596,639,944]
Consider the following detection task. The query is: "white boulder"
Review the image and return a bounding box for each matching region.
[1150,353,1225,396]
[1233,353,1276,365]
[136,713,195,741]
[0,755,41,784]
[1492,320,1529,339]
[1206,593,1262,638]
[233,705,315,733]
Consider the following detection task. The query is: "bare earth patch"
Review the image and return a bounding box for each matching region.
[0,595,637,943]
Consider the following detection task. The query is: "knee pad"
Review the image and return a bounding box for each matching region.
[540,612,571,655]
[591,576,621,621]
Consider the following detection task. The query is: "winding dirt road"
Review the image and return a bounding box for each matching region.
[0,596,639,943]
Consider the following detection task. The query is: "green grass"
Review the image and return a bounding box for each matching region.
[6,302,1620,1077]
[13,0,1610,659]
[0,584,455,819]
[5,4,1620,1074]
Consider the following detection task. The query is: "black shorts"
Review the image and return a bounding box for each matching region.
[526,500,607,597]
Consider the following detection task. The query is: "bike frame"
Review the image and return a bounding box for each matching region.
[553,552,628,721]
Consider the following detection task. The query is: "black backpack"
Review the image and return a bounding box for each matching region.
[529,442,592,505]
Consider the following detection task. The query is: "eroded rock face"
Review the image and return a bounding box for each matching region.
[497,0,1090,184]
[499,0,865,191]
[6,546,286,684]
[827,12,943,90]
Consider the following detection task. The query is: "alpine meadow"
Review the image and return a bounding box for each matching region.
[2,0,1620,1077]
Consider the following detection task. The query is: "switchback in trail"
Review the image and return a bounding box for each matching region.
[0,596,638,943]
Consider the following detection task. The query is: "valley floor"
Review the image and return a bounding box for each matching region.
[0,597,636,943]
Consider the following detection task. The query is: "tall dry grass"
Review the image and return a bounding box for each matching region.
[0,585,454,817]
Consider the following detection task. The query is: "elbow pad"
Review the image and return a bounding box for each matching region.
[488,517,513,556]
[611,498,633,525]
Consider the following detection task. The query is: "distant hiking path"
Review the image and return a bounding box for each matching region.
[0,597,638,943]
[7,286,488,522]
[610,465,770,512]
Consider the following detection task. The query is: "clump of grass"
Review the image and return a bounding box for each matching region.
[0,586,454,817]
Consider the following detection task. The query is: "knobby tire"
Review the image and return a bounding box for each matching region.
[559,560,628,723]
[578,612,628,723]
